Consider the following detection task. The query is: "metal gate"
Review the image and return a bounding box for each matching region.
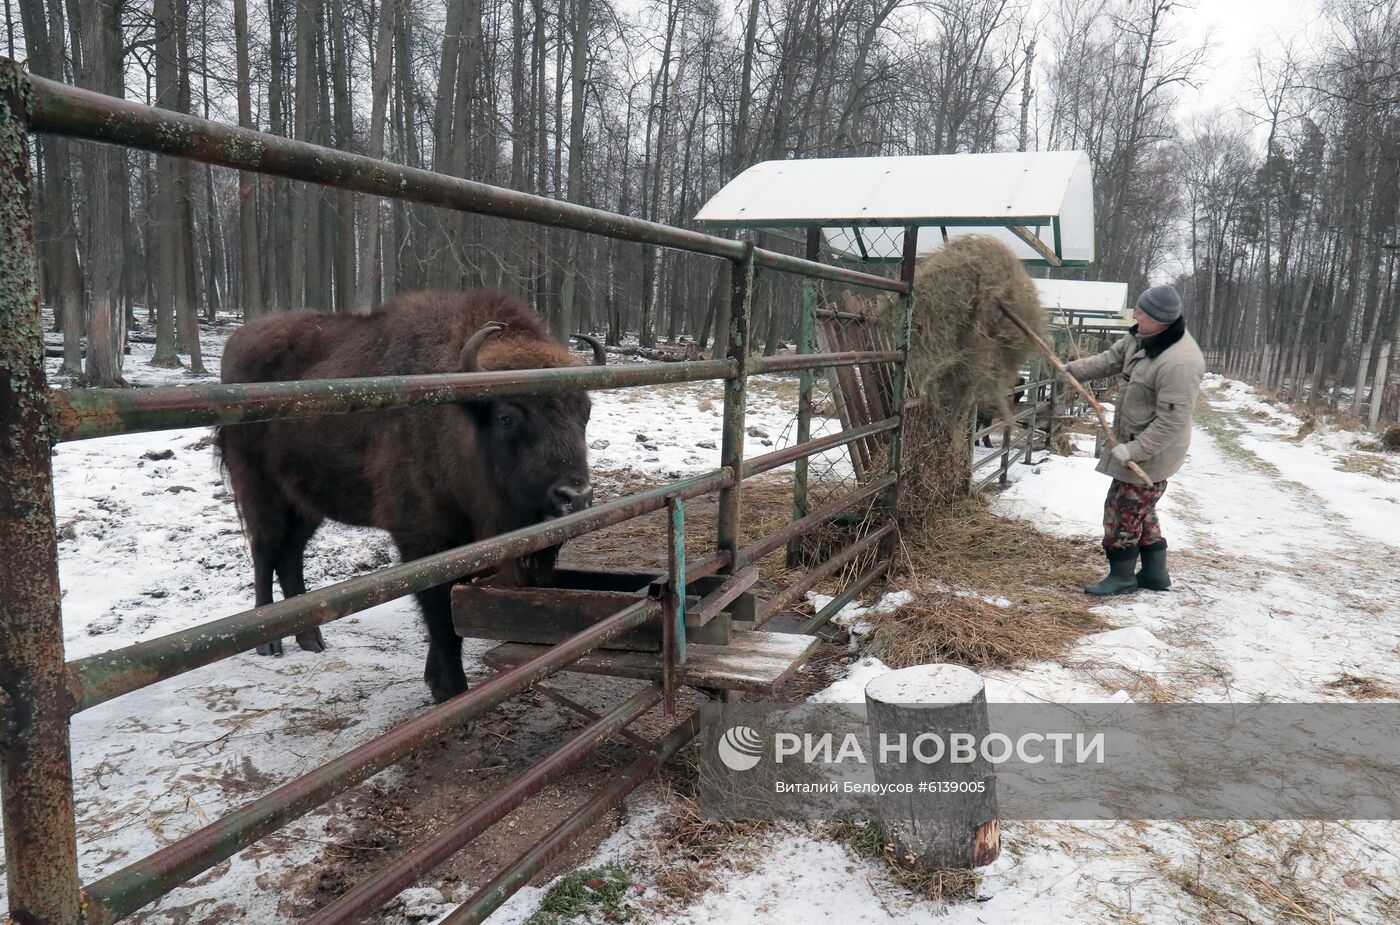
[0,60,913,925]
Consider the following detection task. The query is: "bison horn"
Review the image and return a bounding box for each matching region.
[572,333,607,367]
[461,323,506,373]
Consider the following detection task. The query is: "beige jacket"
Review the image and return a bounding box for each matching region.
[1064,319,1206,483]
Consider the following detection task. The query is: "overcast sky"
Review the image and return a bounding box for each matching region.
[1170,0,1319,119]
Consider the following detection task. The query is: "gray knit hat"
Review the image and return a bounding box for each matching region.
[1137,285,1182,323]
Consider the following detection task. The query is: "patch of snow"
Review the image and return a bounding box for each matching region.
[808,657,892,705]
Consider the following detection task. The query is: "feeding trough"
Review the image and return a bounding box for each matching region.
[453,563,820,695]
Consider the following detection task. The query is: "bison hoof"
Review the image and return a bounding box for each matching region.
[256,639,285,657]
[296,628,327,653]
[427,675,469,704]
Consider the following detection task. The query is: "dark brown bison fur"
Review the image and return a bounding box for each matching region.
[216,289,594,702]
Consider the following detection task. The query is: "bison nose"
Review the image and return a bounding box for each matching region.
[551,482,594,515]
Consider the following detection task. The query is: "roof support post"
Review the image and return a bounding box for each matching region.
[880,225,919,558]
[716,238,754,574]
[789,226,821,568]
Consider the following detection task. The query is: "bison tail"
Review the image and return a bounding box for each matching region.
[212,425,249,541]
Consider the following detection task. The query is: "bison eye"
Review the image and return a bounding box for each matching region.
[498,412,515,428]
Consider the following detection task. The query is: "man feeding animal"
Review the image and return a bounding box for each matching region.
[1061,285,1205,596]
[217,289,601,703]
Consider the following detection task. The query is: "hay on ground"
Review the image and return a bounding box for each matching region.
[866,497,1108,670]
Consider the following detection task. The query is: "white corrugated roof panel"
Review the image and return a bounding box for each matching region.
[694,151,1096,266]
[1034,279,1129,313]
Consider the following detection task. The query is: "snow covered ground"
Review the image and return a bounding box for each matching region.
[580,373,1400,925]
[7,336,1400,924]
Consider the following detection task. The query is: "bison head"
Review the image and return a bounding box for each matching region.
[461,325,603,583]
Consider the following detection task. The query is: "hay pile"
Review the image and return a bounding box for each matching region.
[887,235,1045,515]
[861,498,1107,670]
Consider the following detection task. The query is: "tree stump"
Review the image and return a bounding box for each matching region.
[864,664,1000,870]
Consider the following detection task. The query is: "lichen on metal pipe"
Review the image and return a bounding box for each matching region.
[51,358,738,443]
[0,57,83,925]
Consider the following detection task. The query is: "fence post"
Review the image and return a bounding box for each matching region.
[788,227,820,568]
[717,238,754,575]
[1023,358,1040,465]
[663,494,686,714]
[0,60,84,925]
[1352,341,1373,416]
[1370,341,1392,431]
[880,226,917,548]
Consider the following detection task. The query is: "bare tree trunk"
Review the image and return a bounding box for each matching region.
[329,0,355,312]
[174,3,205,371]
[1017,38,1035,151]
[709,0,759,358]
[291,0,317,306]
[267,0,291,311]
[150,0,184,368]
[556,0,589,342]
[233,0,262,319]
[17,0,84,375]
[78,0,125,386]
[352,0,397,313]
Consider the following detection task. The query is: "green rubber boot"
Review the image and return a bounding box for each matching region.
[1136,540,1171,591]
[1085,547,1140,596]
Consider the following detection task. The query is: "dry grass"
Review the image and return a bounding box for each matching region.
[827,820,980,902]
[859,498,1108,671]
[1323,673,1399,700]
[573,471,813,587]
[643,755,771,907]
[1335,452,1400,480]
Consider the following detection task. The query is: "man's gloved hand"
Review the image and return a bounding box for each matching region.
[1111,442,1133,464]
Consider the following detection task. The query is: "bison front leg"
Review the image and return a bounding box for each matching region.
[414,582,467,703]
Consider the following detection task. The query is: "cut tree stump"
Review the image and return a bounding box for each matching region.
[864,664,1000,870]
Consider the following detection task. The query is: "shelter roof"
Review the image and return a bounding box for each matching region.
[694,151,1095,267]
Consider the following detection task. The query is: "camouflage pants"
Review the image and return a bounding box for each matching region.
[1102,478,1167,552]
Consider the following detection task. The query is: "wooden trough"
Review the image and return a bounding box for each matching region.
[453,564,820,695]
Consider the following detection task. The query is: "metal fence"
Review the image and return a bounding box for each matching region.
[0,61,911,925]
[969,365,1060,493]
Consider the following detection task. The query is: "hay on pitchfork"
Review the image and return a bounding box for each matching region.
[883,235,1046,516]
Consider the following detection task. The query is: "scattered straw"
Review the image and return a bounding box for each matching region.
[1323,673,1399,700]
[864,497,1108,670]
[827,820,980,902]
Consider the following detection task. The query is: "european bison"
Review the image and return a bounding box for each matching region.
[216,289,601,702]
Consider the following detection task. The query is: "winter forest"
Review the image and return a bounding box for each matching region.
[10,0,1400,422]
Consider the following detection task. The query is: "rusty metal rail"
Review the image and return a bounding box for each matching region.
[51,360,734,442]
[439,700,721,925]
[80,598,661,925]
[303,685,665,925]
[65,468,733,713]
[0,57,913,925]
[23,70,906,297]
